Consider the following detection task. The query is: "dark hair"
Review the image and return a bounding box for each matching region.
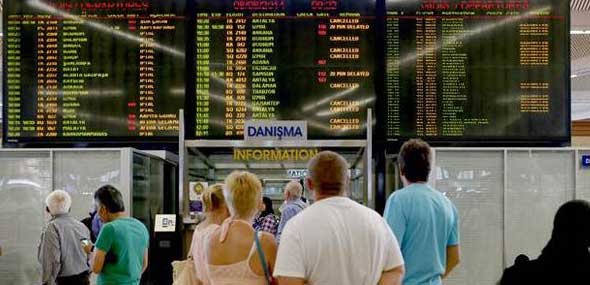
[261,196,274,217]
[542,200,590,258]
[398,139,432,182]
[94,185,125,213]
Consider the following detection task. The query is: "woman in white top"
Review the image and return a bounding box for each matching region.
[206,171,278,285]
[189,184,229,285]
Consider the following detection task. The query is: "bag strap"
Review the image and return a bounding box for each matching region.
[254,230,272,285]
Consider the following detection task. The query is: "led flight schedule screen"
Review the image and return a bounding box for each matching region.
[3,0,186,143]
[191,0,376,139]
[385,0,569,143]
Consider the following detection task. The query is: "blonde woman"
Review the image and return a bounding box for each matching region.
[189,184,230,285]
[206,171,277,285]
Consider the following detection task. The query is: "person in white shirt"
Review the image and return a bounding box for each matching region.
[273,151,405,285]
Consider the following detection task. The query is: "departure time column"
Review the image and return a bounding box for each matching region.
[6,16,23,137]
[196,13,211,137]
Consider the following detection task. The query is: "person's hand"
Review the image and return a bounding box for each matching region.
[83,241,94,254]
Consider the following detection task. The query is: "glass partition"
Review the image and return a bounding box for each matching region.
[0,148,177,285]
[434,150,505,285]
[53,151,122,220]
[430,149,576,285]
[505,150,574,264]
[0,151,51,285]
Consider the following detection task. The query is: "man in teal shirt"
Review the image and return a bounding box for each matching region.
[384,139,460,285]
[87,185,149,285]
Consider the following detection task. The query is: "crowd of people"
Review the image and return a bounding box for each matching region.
[29,139,590,285]
[184,141,451,285]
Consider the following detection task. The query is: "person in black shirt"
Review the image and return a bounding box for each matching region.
[500,200,590,285]
[81,209,98,242]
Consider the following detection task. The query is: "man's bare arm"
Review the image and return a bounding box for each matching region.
[378,265,404,285]
[443,245,460,279]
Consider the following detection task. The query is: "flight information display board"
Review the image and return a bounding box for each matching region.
[3,0,570,145]
[3,0,186,143]
[190,0,376,139]
[385,0,569,143]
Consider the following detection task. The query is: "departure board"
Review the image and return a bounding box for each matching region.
[3,1,185,143]
[191,0,375,139]
[385,0,569,143]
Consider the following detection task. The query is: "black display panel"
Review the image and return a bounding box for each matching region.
[3,0,186,144]
[384,0,570,144]
[189,0,376,139]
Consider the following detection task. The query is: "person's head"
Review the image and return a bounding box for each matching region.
[194,183,205,194]
[398,139,432,185]
[284,180,303,201]
[45,190,72,216]
[224,171,263,221]
[261,196,274,217]
[202,184,229,218]
[307,151,349,200]
[94,185,125,223]
[548,200,590,250]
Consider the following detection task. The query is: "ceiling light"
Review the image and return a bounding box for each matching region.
[572,74,578,78]
[571,30,590,34]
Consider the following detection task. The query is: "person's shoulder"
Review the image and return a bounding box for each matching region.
[132,218,149,231]
[119,217,148,232]
[45,219,60,233]
[500,254,544,285]
[388,187,414,203]
[282,204,302,218]
[353,203,388,225]
[287,200,307,211]
[128,218,150,240]
[204,222,220,231]
[259,231,277,245]
[98,221,115,235]
[70,216,86,225]
[283,202,298,212]
[282,204,315,230]
[363,204,385,219]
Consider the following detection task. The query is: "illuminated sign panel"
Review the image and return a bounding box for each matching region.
[233,148,319,161]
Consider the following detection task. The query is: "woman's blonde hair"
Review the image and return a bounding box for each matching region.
[202,184,226,212]
[224,171,262,219]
